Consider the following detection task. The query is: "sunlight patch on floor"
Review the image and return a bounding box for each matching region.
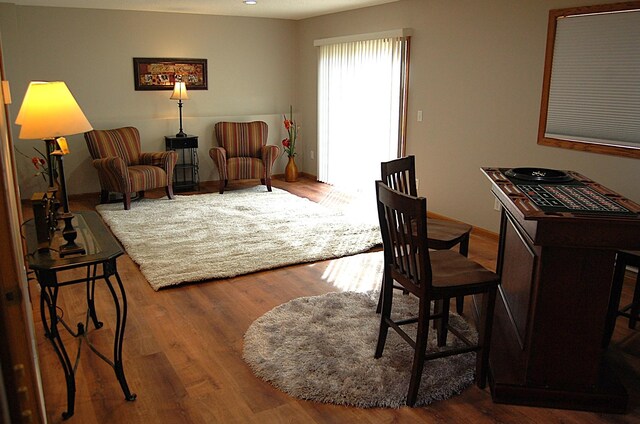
[316,251,383,293]
[310,183,383,293]
[317,184,378,224]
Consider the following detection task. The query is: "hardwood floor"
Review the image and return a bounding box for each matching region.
[24,177,640,423]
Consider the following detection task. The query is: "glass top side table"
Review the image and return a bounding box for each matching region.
[24,210,136,420]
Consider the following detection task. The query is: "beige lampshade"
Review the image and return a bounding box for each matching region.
[15,81,93,139]
[170,81,189,101]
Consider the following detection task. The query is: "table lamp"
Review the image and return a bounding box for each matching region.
[15,81,93,256]
[170,79,189,137]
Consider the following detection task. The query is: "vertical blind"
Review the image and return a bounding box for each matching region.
[545,9,640,148]
[317,35,407,190]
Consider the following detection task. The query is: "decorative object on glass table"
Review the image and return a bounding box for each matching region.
[15,81,93,256]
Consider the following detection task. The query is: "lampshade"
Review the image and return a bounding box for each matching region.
[15,81,93,139]
[170,81,189,101]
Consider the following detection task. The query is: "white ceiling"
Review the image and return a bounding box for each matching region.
[12,0,400,20]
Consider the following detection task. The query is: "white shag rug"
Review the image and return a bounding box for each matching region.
[243,290,477,408]
[96,187,381,290]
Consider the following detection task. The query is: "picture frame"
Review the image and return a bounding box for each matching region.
[133,57,208,91]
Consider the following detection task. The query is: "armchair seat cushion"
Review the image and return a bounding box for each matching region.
[128,165,169,192]
[227,157,265,180]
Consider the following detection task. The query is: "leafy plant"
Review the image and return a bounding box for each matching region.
[282,105,299,158]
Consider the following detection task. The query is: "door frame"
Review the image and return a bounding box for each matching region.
[0,32,47,423]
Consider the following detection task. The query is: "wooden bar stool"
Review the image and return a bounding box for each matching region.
[378,156,472,315]
[604,250,640,347]
[374,181,500,406]
[615,250,640,328]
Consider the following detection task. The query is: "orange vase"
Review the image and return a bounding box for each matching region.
[285,156,299,182]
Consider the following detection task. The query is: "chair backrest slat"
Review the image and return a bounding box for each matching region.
[381,155,417,196]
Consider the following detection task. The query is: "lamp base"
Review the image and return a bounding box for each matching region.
[175,131,187,138]
[58,212,85,257]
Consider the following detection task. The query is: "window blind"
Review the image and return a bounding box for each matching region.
[317,35,408,190]
[545,9,640,148]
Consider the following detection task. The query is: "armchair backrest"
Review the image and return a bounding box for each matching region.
[215,121,268,159]
[84,126,142,166]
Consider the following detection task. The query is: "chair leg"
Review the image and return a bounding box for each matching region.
[407,297,430,407]
[265,178,273,192]
[604,254,628,347]
[218,180,225,194]
[123,193,132,210]
[628,271,640,329]
[475,288,497,389]
[459,233,470,257]
[435,299,450,347]
[100,190,109,204]
[456,234,471,314]
[376,274,385,313]
[374,272,393,359]
[166,185,175,200]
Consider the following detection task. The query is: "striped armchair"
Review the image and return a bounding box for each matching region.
[209,121,280,194]
[84,127,178,210]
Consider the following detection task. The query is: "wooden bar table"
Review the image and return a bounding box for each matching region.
[481,167,640,413]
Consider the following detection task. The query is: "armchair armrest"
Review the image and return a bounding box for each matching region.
[140,151,178,184]
[261,145,281,178]
[92,157,130,193]
[140,151,177,169]
[209,147,227,181]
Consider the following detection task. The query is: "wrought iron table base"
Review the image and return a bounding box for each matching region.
[37,259,136,420]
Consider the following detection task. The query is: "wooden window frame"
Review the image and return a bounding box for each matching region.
[537,1,640,159]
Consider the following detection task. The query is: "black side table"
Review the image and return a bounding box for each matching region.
[165,135,199,192]
[24,211,136,419]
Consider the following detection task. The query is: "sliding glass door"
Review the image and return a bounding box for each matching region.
[317,35,409,191]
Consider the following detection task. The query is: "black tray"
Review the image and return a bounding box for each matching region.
[504,167,573,183]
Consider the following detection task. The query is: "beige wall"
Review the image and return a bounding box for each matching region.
[0,3,297,198]
[1,1,638,232]
[298,0,640,231]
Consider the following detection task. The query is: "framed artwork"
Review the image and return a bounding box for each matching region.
[133,57,208,90]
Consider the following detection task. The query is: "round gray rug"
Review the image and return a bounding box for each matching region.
[243,291,477,408]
